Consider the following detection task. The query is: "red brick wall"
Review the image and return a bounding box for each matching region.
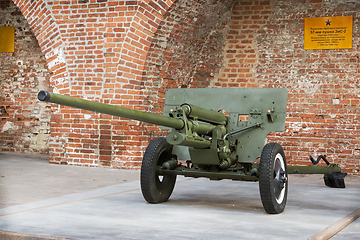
[214,0,359,174]
[0,0,51,153]
[3,0,359,174]
[259,0,360,174]
[216,0,272,88]
[143,0,234,90]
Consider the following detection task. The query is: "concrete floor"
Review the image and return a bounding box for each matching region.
[0,152,359,239]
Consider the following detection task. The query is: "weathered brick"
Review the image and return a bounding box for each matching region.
[3,0,358,174]
[0,1,51,155]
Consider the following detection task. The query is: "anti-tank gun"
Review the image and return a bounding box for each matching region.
[38,88,346,214]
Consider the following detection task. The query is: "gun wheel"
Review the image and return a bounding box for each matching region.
[259,143,288,214]
[141,137,177,203]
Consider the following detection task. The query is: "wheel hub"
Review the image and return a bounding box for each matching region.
[274,154,287,204]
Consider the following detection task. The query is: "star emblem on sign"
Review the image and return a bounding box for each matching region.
[326,19,331,26]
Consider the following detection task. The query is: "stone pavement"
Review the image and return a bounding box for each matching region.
[0,152,359,239]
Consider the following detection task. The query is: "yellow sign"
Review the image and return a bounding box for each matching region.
[304,16,352,50]
[0,26,15,52]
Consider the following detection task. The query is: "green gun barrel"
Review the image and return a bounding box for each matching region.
[38,90,184,130]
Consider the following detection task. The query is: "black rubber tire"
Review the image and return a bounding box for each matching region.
[259,143,288,214]
[140,137,177,203]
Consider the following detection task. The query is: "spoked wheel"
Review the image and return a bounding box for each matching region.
[259,143,288,214]
[140,137,177,203]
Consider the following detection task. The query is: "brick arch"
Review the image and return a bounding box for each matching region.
[12,0,70,94]
[113,0,176,97]
[142,0,235,110]
[99,0,178,168]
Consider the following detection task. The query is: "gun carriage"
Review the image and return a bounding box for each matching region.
[38,88,345,214]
